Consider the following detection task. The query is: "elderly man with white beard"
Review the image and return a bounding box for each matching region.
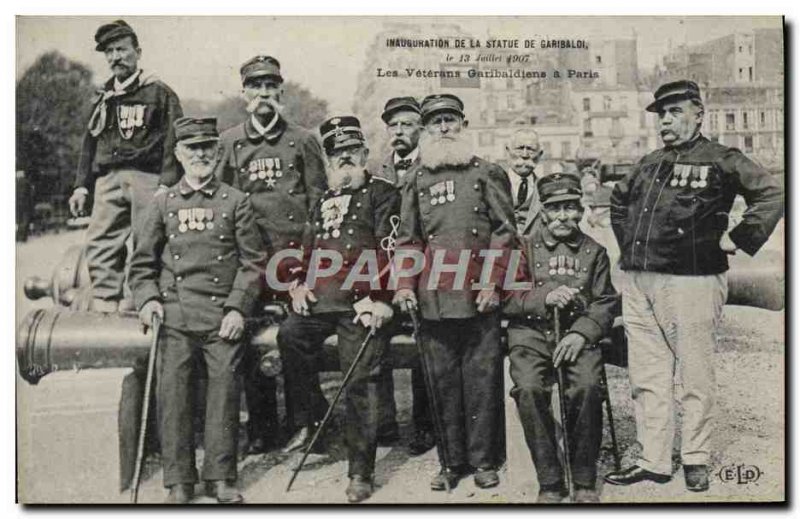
[393,94,518,491]
[130,117,268,503]
[277,116,400,503]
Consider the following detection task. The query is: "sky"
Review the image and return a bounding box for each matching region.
[16,16,782,113]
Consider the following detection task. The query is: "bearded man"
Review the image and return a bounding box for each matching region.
[504,128,544,234]
[277,116,400,503]
[130,117,267,503]
[393,94,518,491]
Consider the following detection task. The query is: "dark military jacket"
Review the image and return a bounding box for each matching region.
[293,173,401,314]
[395,156,518,320]
[76,72,184,190]
[215,115,327,255]
[377,150,419,188]
[130,176,267,333]
[503,219,620,344]
[610,134,783,275]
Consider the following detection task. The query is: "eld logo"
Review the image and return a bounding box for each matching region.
[717,464,762,485]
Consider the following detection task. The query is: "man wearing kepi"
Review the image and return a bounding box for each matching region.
[277,116,400,503]
[503,173,620,503]
[604,80,783,492]
[130,117,267,504]
[393,94,518,490]
[375,96,436,455]
[69,19,183,313]
[215,55,327,453]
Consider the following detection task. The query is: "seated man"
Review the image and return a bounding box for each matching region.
[277,116,400,503]
[503,172,620,503]
[130,117,267,504]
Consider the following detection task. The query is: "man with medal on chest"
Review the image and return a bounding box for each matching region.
[392,94,518,491]
[277,116,401,503]
[130,117,267,504]
[215,55,328,455]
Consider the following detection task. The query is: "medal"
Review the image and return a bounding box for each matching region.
[566,257,575,276]
[188,220,197,230]
[549,256,558,276]
[258,170,267,180]
[274,158,283,177]
[574,258,581,276]
[332,229,341,238]
[438,195,446,204]
[430,197,438,206]
[249,173,258,182]
[557,255,566,276]
[178,209,189,233]
[206,222,214,230]
[690,181,699,188]
[196,221,205,231]
[698,165,709,188]
[323,232,330,239]
[446,180,456,202]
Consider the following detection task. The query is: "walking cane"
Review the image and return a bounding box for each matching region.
[130,314,161,504]
[600,364,622,471]
[406,301,452,493]
[553,307,574,502]
[286,326,377,492]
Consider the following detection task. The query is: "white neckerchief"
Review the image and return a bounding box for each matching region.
[113,69,142,93]
[251,112,280,137]
[184,175,213,192]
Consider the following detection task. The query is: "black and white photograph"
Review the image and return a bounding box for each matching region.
[13,14,785,505]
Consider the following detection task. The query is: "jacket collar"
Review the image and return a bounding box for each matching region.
[178,174,220,197]
[541,224,583,251]
[244,112,286,142]
[664,132,707,153]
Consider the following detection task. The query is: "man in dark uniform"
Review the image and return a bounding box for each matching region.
[393,94,518,490]
[604,80,783,492]
[131,117,267,504]
[215,55,328,453]
[374,96,435,455]
[277,116,400,503]
[503,173,620,503]
[69,19,183,313]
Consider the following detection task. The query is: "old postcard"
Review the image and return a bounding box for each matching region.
[15,15,785,505]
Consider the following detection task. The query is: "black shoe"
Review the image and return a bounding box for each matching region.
[684,465,709,492]
[206,480,243,504]
[430,467,467,491]
[165,483,194,504]
[345,475,374,503]
[474,467,499,489]
[604,465,671,486]
[537,489,565,504]
[408,429,436,456]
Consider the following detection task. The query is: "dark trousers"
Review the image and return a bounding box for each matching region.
[242,345,279,444]
[277,312,385,478]
[423,313,504,469]
[377,362,433,435]
[507,324,603,489]
[156,326,244,487]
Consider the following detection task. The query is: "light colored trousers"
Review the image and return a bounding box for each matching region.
[85,169,160,308]
[622,270,727,475]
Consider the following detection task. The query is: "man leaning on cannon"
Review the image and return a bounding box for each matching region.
[130,117,267,504]
[503,172,620,503]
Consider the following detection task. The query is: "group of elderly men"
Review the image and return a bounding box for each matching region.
[70,20,783,504]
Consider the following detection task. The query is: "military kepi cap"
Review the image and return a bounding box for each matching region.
[537,172,583,205]
[94,20,137,51]
[319,116,365,153]
[646,79,703,112]
[240,55,283,84]
[382,96,421,123]
[420,93,465,121]
[174,117,220,145]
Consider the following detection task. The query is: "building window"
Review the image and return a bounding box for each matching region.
[744,135,753,153]
[583,98,591,112]
[725,113,736,131]
[748,44,753,55]
[584,118,593,138]
[739,45,743,53]
[760,111,766,128]
[738,68,744,80]
[561,141,572,159]
[749,66,753,82]
[743,112,749,130]
[595,55,602,64]
[603,96,612,111]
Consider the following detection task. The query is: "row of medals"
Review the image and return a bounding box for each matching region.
[248,158,283,182]
[548,255,582,277]
[671,164,709,188]
[320,194,351,240]
[429,180,456,206]
[178,208,215,233]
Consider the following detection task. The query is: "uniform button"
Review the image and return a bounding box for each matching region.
[288,214,294,221]
[579,286,584,290]
[428,234,435,240]
[245,192,251,197]
[526,315,532,320]
[473,184,479,190]
[288,189,295,195]
[348,229,354,235]
[346,244,352,250]
[635,240,641,245]
[222,193,228,199]
[534,243,540,248]
[236,143,243,149]
[213,277,219,283]
[289,141,295,147]
[419,191,425,196]
[211,296,217,302]
[535,262,541,268]
[162,291,168,297]
[585,248,591,254]
[240,167,245,172]
[289,163,294,169]
[168,212,175,218]
[362,188,367,193]
[351,215,357,220]
[692,197,698,202]
[343,260,350,266]
[473,206,479,212]
[316,233,322,239]
[643,207,649,212]
[169,234,176,239]
[289,241,296,247]
[546,330,552,335]
[417,171,423,176]
[356,202,362,208]
[471,253,477,259]
[219,235,225,240]
[471,228,478,235]
[168,192,175,198]
[173,254,180,260]
[217,255,223,261]
[537,281,544,286]
[582,267,588,272]
[176,276,183,281]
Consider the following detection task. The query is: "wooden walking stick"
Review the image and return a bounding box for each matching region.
[553,307,574,502]
[286,326,376,492]
[130,314,161,504]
